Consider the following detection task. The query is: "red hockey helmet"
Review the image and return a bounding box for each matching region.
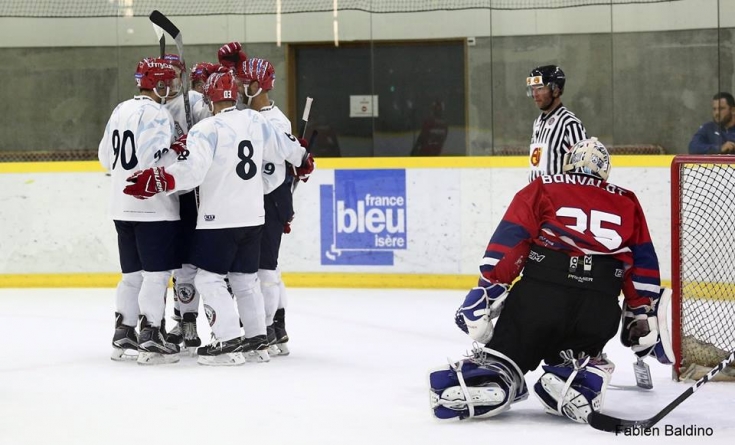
[163,53,184,72]
[203,71,239,104]
[191,62,228,84]
[235,57,276,93]
[134,58,177,91]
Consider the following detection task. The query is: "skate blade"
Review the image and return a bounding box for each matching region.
[137,351,180,365]
[245,350,271,363]
[186,346,199,357]
[197,352,245,366]
[111,348,138,361]
[274,342,290,356]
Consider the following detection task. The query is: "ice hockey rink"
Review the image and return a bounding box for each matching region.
[1,287,733,445]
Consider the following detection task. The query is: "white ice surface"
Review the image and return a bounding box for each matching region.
[0,288,733,445]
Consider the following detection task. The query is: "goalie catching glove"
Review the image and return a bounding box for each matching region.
[123,167,175,200]
[455,283,509,344]
[621,287,674,364]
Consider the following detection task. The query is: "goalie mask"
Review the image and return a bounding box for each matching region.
[526,65,565,98]
[562,138,611,181]
[135,58,178,103]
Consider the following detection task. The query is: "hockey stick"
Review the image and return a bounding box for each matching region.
[291,97,314,194]
[152,24,165,57]
[588,350,735,432]
[149,10,193,131]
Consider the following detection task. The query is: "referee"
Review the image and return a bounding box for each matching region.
[526,65,587,182]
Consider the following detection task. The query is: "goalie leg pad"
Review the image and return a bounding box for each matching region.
[533,352,610,424]
[428,347,527,420]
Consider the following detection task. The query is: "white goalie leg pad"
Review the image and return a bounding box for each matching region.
[533,352,611,424]
[138,271,172,327]
[258,269,280,326]
[116,271,143,326]
[428,347,527,420]
[174,263,201,315]
[194,269,241,342]
[652,287,675,364]
[229,272,267,338]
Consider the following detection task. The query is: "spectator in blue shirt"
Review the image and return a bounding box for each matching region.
[689,92,735,154]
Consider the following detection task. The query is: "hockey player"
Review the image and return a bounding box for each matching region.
[190,62,226,123]
[236,57,314,356]
[100,57,182,365]
[122,71,313,365]
[430,138,672,423]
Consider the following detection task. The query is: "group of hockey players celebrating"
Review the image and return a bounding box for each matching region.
[99,41,314,366]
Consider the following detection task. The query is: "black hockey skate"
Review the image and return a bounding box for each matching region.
[137,316,180,365]
[241,334,270,363]
[197,337,245,366]
[272,308,290,356]
[182,312,201,354]
[111,312,138,361]
[166,310,184,345]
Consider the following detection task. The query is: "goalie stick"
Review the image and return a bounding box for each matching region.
[588,350,735,432]
[149,10,193,131]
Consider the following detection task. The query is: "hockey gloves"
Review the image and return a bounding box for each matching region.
[295,146,315,183]
[217,42,247,69]
[123,167,175,200]
[621,287,674,364]
[455,283,509,344]
[170,134,187,155]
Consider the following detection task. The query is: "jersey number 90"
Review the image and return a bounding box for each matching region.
[111,130,138,170]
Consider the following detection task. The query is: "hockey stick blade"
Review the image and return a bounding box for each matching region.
[149,11,180,41]
[588,350,735,433]
[149,10,193,131]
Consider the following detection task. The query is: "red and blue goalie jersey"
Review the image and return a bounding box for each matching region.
[480,174,660,308]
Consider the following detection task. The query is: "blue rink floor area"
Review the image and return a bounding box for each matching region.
[0,288,733,445]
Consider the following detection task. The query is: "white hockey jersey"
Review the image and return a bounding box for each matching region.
[190,90,213,124]
[98,95,179,222]
[259,102,294,194]
[164,90,211,137]
[166,106,306,229]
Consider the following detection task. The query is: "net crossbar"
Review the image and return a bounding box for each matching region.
[0,0,681,18]
[671,155,735,381]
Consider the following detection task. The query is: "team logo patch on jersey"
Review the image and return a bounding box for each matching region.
[530,146,542,166]
[204,214,215,221]
[320,169,407,266]
[546,117,555,126]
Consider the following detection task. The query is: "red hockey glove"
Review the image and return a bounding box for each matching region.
[295,152,315,183]
[123,167,175,200]
[217,42,247,69]
[170,134,187,155]
[283,221,292,234]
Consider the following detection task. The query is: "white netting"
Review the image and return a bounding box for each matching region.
[675,159,735,381]
[0,0,681,17]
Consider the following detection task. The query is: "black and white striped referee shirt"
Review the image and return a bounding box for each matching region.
[528,104,587,182]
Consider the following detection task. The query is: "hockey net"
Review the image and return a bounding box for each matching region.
[671,155,735,382]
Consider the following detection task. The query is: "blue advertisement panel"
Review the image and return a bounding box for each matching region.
[320,170,407,266]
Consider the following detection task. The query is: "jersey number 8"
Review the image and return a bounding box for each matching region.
[236,140,257,180]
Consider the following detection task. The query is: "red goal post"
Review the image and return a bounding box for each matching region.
[671,155,735,381]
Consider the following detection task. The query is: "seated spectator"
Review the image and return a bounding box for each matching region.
[689,92,735,154]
